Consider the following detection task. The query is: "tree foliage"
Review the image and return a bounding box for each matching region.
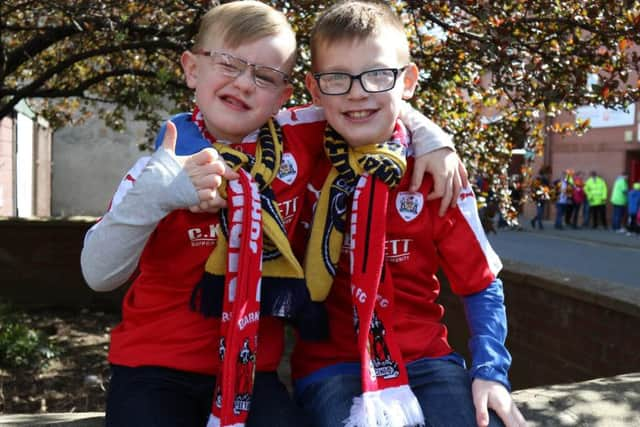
[2,0,640,217]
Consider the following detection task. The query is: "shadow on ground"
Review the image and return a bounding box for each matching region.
[514,373,640,427]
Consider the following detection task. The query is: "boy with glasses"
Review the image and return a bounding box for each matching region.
[80,1,463,426]
[291,2,526,427]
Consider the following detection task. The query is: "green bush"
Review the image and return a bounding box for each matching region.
[0,304,57,370]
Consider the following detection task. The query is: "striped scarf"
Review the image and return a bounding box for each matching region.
[188,108,306,427]
[305,123,425,427]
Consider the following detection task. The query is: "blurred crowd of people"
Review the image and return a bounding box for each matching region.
[528,168,640,234]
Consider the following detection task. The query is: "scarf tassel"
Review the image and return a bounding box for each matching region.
[190,273,313,320]
[343,385,425,427]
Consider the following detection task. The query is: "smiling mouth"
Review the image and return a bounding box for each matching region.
[220,95,250,111]
[344,110,376,120]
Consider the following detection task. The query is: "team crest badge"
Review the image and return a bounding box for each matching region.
[277,153,298,185]
[396,192,423,222]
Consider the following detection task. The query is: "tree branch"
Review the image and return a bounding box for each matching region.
[1,38,183,96]
[3,26,80,78]
[32,69,186,97]
[0,68,186,118]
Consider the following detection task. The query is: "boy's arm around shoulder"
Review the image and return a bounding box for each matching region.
[400,102,468,215]
[399,101,453,155]
[81,123,200,291]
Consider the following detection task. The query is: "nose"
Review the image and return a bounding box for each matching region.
[232,66,255,91]
[346,77,367,100]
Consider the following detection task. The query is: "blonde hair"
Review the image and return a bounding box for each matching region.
[310,1,410,69]
[193,1,297,68]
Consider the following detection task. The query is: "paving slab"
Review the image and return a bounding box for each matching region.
[513,372,640,426]
[0,412,103,427]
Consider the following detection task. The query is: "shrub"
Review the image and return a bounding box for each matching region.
[0,304,57,370]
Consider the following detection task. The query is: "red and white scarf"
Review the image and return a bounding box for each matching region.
[188,108,306,427]
[305,123,424,427]
[208,169,262,427]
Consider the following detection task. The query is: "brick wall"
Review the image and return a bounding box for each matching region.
[439,263,640,390]
[0,218,126,309]
[1,218,639,390]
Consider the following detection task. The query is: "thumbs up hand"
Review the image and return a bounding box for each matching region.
[162,120,238,213]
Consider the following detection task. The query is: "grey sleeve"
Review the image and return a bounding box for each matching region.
[80,148,200,292]
[399,101,454,156]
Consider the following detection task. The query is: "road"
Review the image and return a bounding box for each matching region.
[487,224,640,289]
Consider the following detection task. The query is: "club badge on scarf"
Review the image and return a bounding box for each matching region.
[305,123,425,427]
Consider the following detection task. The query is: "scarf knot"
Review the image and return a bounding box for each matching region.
[305,124,408,303]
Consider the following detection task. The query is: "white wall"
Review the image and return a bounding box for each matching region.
[52,116,151,217]
[16,112,34,217]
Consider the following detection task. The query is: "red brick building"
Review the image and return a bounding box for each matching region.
[524,101,639,221]
[549,103,639,185]
[0,101,52,217]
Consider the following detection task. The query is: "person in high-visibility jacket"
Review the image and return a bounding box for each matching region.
[584,170,608,229]
[610,173,628,231]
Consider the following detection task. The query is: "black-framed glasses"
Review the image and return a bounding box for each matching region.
[313,66,407,95]
[194,50,290,90]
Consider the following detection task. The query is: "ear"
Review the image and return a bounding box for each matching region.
[181,51,199,89]
[274,83,294,115]
[305,72,323,106]
[401,63,419,100]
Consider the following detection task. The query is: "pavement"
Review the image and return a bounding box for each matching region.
[488,218,640,291]
[2,372,639,426]
[512,372,640,426]
[507,219,640,250]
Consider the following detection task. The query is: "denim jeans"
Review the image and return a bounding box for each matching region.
[106,365,307,427]
[581,201,590,227]
[295,358,505,427]
[612,205,626,230]
[531,202,545,229]
[554,203,566,228]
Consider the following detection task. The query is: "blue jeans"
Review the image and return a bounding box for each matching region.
[106,365,307,427]
[581,201,590,227]
[554,203,566,228]
[531,202,545,229]
[295,358,505,427]
[612,205,626,230]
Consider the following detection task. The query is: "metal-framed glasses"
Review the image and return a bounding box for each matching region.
[194,50,290,90]
[313,66,407,95]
